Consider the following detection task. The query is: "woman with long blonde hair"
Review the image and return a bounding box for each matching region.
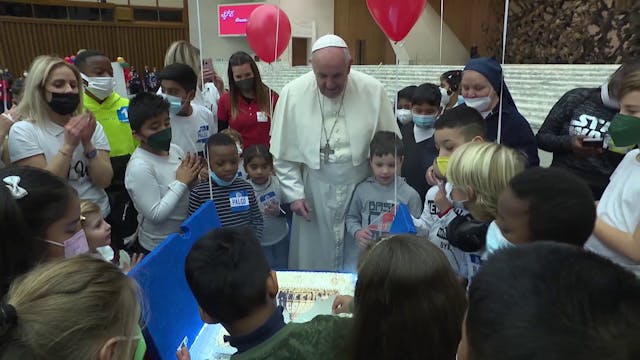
[0,255,143,359]
[7,55,113,216]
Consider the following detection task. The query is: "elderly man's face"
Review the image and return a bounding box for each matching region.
[312,47,351,99]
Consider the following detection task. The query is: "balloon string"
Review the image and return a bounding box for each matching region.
[439,0,444,65]
[497,0,510,144]
[274,6,280,64]
[196,0,204,87]
[394,54,399,210]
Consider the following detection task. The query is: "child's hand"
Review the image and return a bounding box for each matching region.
[332,295,354,314]
[176,345,191,360]
[434,181,452,213]
[176,153,202,185]
[355,229,373,249]
[122,253,144,273]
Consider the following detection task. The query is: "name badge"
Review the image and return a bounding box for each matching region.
[116,106,129,123]
[197,124,210,143]
[229,190,250,212]
[256,111,268,123]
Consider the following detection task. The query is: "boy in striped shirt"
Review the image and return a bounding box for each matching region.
[189,133,263,240]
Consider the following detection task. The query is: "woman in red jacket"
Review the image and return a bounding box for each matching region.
[218,52,278,150]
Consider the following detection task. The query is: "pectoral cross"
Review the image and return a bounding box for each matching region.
[320,142,335,164]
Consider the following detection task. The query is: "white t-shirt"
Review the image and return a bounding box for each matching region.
[170,103,216,155]
[414,184,469,277]
[586,149,640,276]
[8,120,111,215]
[125,143,189,251]
[195,82,220,116]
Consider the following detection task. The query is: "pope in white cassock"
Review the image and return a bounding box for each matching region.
[270,34,399,271]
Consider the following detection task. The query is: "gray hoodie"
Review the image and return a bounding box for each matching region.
[346,176,422,238]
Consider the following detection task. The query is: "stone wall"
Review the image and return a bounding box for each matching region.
[486,0,640,63]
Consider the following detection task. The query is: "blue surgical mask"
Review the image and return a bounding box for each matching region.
[163,93,184,115]
[412,114,437,128]
[210,170,238,187]
[485,221,514,255]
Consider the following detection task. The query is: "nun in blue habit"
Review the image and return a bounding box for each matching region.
[461,57,540,167]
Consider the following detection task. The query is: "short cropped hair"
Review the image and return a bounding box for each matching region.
[434,106,486,140]
[369,131,404,158]
[467,242,640,360]
[509,167,595,246]
[74,50,107,72]
[158,63,197,92]
[185,227,271,324]
[397,85,417,102]
[411,83,441,107]
[206,132,236,150]
[128,92,170,132]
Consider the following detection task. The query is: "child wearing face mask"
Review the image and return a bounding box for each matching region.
[189,133,263,241]
[400,83,442,204]
[412,106,486,279]
[0,166,90,295]
[125,93,202,253]
[158,63,216,158]
[396,85,417,128]
[244,145,289,269]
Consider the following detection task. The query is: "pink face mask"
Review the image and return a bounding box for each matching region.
[44,229,90,258]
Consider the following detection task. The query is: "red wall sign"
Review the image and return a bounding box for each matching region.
[218,3,265,37]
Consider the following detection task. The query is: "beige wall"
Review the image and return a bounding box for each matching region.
[396,5,469,65]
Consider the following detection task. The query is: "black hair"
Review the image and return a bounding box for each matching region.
[440,70,462,92]
[158,63,198,92]
[185,227,271,324]
[434,106,486,140]
[369,131,404,158]
[73,50,108,72]
[128,92,170,132]
[397,85,417,102]
[411,83,441,107]
[0,166,74,296]
[467,242,640,360]
[508,167,595,246]
[243,145,273,167]
[206,132,236,153]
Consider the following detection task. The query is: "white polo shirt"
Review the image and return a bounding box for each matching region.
[8,119,112,215]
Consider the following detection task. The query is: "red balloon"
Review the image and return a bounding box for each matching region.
[246,5,292,63]
[366,0,427,42]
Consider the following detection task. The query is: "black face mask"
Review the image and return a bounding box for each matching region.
[235,77,255,93]
[447,214,489,252]
[48,92,80,115]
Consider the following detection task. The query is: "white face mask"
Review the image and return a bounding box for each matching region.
[396,109,412,125]
[465,96,492,113]
[96,245,115,262]
[439,87,451,108]
[485,221,514,255]
[81,73,115,101]
[601,82,619,110]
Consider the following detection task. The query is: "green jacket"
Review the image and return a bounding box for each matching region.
[232,315,351,360]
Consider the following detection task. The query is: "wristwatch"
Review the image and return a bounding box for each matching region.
[85,149,98,160]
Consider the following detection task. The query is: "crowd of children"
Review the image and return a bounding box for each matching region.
[1,42,640,359]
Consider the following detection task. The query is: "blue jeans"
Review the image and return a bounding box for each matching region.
[263,238,289,270]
